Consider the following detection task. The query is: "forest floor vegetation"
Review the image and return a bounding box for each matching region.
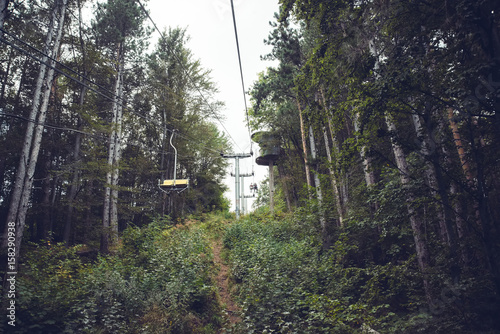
[1,210,499,333]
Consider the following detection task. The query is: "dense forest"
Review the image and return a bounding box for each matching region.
[0,0,230,252]
[1,0,500,333]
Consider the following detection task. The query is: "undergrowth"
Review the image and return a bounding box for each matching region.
[222,210,497,334]
[7,210,498,333]
[10,216,225,334]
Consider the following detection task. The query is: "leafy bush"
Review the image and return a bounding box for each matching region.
[223,212,417,333]
[14,242,87,333]
[13,216,223,334]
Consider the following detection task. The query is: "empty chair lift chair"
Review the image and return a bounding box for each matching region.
[159,130,189,193]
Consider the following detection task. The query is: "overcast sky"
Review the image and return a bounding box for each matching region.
[147,0,280,212]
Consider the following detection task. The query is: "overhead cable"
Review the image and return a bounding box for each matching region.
[0,112,223,159]
[0,30,223,156]
[230,0,253,146]
[136,0,243,153]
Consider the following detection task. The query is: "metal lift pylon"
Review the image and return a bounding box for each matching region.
[222,152,252,219]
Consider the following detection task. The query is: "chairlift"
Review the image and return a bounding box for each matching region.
[159,130,189,193]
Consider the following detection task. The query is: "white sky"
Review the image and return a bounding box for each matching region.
[147,0,280,212]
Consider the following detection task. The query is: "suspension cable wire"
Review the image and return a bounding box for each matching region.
[136,0,244,153]
[229,0,257,184]
[0,111,223,159]
[229,0,253,152]
[0,33,116,107]
[1,27,109,98]
[3,25,217,146]
[0,31,224,156]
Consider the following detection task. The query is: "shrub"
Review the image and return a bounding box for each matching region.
[223,214,414,333]
[14,216,223,333]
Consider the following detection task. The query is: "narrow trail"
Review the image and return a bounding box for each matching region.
[212,239,241,330]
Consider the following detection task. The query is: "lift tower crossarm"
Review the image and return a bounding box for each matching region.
[230,172,254,177]
[221,153,252,158]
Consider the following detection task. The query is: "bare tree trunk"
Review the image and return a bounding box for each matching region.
[309,126,327,246]
[63,130,81,244]
[323,127,344,227]
[0,56,26,204]
[2,0,67,312]
[64,92,85,245]
[17,43,64,251]
[269,160,275,214]
[296,98,312,193]
[319,88,344,226]
[37,154,53,241]
[0,46,13,103]
[2,11,55,250]
[447,108,473,182]
[2,0,67,255]
[110,57,124,243]
[160,110,167,215]
[83,179,93,244]
[327,116,346,207]
[102,42,124,252]
[386,116,432,302]
[464,113,500,295]
[412,113,456,245]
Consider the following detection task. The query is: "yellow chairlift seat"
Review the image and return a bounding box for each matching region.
[160,179,189,189]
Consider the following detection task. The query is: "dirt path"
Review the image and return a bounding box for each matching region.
[212,239,241,329]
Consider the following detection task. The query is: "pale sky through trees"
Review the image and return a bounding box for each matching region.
[148,0,280,211]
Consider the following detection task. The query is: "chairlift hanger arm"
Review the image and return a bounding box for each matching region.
[159,129,190,193]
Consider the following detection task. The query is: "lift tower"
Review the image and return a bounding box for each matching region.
[222,152,252,219]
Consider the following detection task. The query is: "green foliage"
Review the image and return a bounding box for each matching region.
[222,211,498,333]
[14,216,223,333]
[15,242,87,333]
[197,212,233,239]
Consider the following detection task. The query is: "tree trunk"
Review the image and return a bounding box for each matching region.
[464,113,500,295]
[0,56,26,212]
[0,46,13,103]
[447,108,473,182]
[2,0,67,311]
[38,155,53,241]
[412,113,455,245]
[160,110,167,215]
[353,112,377,188]
[2,0,67,255]
[386,116,432,302]
[269,160,275,214]
[83,179,93,245]
[323,127,343,227]
[2,13,55,250]
[296,98,312,193]
[309,126,328,247]
[64,92,86,245]
[110,56,124,243]
[319,88,344,226]
[353,111,379,222]
[102,42,124,252]
[63,129,82,245]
